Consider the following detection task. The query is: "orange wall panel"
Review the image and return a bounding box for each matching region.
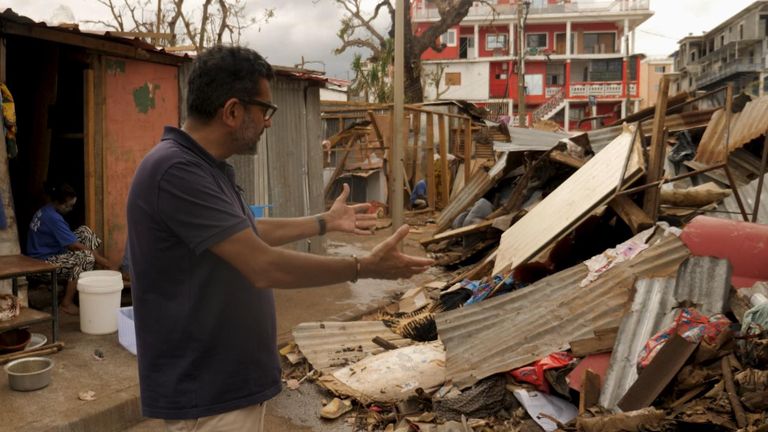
[103,57,179,264]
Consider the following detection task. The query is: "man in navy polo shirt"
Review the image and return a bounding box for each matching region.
[127,46,433,431]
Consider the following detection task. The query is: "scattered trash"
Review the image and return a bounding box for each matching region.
[320,397,353,420]
[78,390,96,401]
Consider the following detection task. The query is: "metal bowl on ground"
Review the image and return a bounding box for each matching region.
[25,333,47,351]
[0,328,31,354]
[5,357,54,391]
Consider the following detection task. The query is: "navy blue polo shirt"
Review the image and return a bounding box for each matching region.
[126,126,281,419]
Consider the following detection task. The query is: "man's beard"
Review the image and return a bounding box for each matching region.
[235,119,262,155]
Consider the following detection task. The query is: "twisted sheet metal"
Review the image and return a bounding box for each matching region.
[600,256,732,410]
[436,233,690,388]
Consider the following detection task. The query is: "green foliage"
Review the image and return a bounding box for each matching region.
[349,38,394,103]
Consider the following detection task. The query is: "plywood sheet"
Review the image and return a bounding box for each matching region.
[493,125,644,274]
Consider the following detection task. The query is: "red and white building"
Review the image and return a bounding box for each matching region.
[412,0,653,130]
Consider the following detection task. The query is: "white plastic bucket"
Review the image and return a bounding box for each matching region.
[79,270,122,281]
[76,276,124,335]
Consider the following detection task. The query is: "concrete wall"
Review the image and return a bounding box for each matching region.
[102,57,180,265]
[423,62,489,100]
[639,59,673,109]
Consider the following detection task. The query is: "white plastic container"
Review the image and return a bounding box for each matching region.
[79,270,122,281]
[117,307,137,355]
[77,276,123,335]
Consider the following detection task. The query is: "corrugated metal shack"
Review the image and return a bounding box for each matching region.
[0,9,189,265]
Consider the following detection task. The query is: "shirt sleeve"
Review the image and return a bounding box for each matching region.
[157,161,251,255]
[49,211,78,248]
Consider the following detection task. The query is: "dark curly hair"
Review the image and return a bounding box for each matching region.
[43,181,77,204]
[186,46,275,121]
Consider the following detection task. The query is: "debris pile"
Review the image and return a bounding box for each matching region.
[287,88,768,430]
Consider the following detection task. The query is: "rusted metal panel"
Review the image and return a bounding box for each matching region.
[103,57,179,264]
[293,321,413,373]
[436,233,690,389]
[696,97,768,164]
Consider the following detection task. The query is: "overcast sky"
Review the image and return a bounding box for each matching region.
[1,0,761,77]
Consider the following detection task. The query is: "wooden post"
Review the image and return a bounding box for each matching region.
[438,114,450,207]
[426,113,436,209]
[392,0,405,230]
[464,118,472,181]
[411,112,422,185]
[403,112,411,191]
[753,133,768,222]
[84,69,97,228]
[642,75,670,220]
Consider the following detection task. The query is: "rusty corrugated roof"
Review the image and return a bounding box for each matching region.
[435,232,690,389]
[696,97,768,164]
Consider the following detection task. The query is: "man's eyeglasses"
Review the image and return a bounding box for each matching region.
[240,98,278,121]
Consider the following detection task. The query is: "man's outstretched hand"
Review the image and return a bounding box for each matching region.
[326,183,378,235]
[359,225,435,280]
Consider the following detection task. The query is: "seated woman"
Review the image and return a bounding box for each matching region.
[26,182,111,315]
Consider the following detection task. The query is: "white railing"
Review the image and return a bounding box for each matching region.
[570,81,624,97]
[413,0,650,20]
[546,86,563,97]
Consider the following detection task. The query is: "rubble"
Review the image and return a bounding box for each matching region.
[289,90,768,430]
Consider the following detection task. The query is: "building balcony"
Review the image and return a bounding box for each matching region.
[696,59,764,88]
[413,0,650,21]
[569,81,638,98]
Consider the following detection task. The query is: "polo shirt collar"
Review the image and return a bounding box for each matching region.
[161,126,229,170]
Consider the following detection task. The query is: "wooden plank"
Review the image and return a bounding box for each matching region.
[323,135,356,199]
[464,119,472,182]
[550,150,585,169]
[412,112,422,184]
[438,114,450,207]
[569,327,619,357]
[420,219,497,246]
[617,334,698,412]
[493,125,644,275]
[722,355,748,428]
[84,69,97,228]
[426,113,436,208]
[0,19,184,66]
[642,75,670,220]
[0,308,52,333]
[609,196,654,235]
[367,111,384,143]
[579,369,601,415]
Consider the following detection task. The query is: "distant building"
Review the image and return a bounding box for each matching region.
[412,0,654,130]
[639,57,674,109]
[673,0,768,96]
[320,78,350,102]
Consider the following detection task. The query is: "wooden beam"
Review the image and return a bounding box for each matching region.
[609,196,654,234]
[438,114,450,208]
[722,355,747,429]
[420,219,497,246]
[162,45,196,53]
[323,135,356,199]
[643,75,670,220]
[579,369,601,415]
[426,113,436,209]
[84,69,97,229]
[569,327,618,357]
[0,19,185,66]
[411,112,422,184]
[550,150,586,169]
[405,105,472,121]
[108,31,173,39]
[464,119,472,182]
[367,111,384,144]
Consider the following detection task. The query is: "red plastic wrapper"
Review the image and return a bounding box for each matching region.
[637,308,731,370]
[510,351,574,393]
